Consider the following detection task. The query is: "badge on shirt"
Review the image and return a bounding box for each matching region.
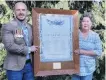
[14,28,23,38]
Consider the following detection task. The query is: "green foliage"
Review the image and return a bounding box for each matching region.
[0,0,13,24]
[92,1,105,28]
[104,30,106,53]
[93,56,105,80]
[0,47,7,80]
[69,1,105,29]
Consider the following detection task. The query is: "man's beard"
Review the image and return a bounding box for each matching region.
[16,13,26,22]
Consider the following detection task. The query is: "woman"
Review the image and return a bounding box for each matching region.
[72,13,102,80]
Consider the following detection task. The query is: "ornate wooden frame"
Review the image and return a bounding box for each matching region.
[32,8,79,76]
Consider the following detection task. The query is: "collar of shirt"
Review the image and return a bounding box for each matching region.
[15,18,27,28]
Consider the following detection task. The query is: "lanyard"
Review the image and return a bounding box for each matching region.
[18,22,29,46]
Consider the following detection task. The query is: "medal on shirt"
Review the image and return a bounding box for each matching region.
[14,28,23,38]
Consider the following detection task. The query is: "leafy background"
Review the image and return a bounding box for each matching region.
[0,0,105,80]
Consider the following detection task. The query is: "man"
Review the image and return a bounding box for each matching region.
[2,2,38,80]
